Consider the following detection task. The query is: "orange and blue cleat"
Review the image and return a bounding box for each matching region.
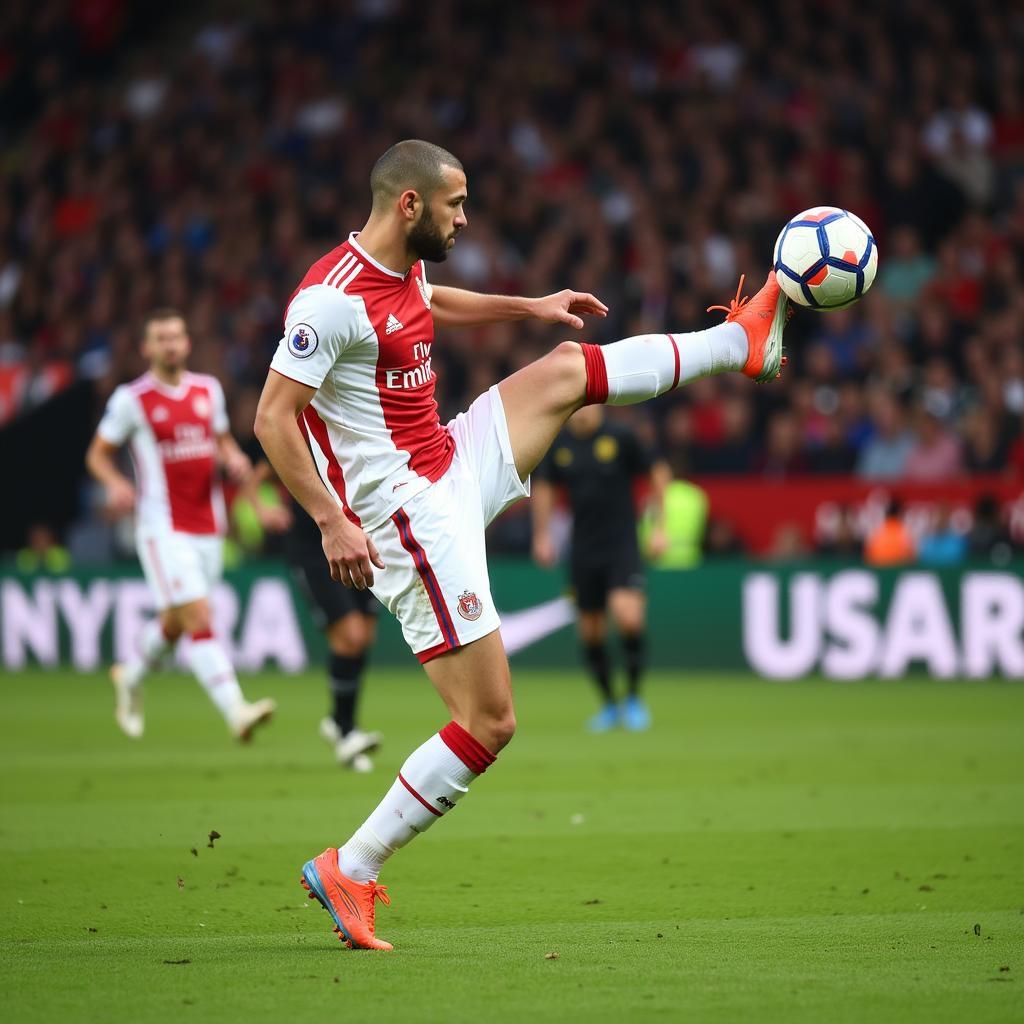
[300,848,393,951]
[708,272,791,383]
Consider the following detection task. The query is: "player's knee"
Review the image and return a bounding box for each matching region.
[488,708,517,752]
[180,602,212,636]
[550,340,586,389]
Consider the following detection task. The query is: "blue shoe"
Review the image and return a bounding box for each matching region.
[587,703,620,733]
[620,696,651,732]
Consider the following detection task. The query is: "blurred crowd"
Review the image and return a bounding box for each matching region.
[2,0,1024,543]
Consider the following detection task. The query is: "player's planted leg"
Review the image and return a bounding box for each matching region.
[178,599,276,741]
[301,632,513,950]
[111,618,178,738]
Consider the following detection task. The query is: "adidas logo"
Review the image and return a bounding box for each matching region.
[385,313,404,335]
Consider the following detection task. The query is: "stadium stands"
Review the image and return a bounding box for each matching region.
[1,0,1022,556]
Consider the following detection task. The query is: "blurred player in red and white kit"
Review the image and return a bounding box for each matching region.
[256,141,789,950]
[86,309,276,742]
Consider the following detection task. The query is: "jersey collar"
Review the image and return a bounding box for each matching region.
[348,232,410,280]
[145,371,192,399]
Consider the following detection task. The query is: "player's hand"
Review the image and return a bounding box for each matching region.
[532,534,557,568]
[530,290,609,330]
[106,477,136,519]
[256,503,293,533]
[223,449,253,483]
[322,515,385,590]
[647,527,669,560]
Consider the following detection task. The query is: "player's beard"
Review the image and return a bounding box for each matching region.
[408,206,454,263]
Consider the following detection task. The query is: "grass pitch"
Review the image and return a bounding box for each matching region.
[1,667,1022,1023]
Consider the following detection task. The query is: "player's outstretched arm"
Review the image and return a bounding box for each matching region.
[85,435,135,518]
[430,285,608,330]
[254,371,384,589]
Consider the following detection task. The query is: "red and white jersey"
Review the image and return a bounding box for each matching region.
[97,371,229,536]
[270,232,455,530]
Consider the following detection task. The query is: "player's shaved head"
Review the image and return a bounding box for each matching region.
[370,140,463,209]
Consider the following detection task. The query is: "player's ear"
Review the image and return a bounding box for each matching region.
[398,189,420,221]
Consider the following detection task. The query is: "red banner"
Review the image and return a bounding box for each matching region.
[694,475,1024,554]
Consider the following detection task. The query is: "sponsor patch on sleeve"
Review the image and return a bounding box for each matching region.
[287,323,319,359]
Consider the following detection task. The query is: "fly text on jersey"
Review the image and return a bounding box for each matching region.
[158,423,216,463]
[384,342,433,390]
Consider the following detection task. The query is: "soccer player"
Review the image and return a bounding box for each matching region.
[86,308,276,742]
[255,140,788,950]
[531,404,670,732]
[249,478,383,771]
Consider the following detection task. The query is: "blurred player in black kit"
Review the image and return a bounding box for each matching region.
[249,469,382,770]
[532,405,669,731]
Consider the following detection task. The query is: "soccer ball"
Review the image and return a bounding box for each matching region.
[773,207,878,310]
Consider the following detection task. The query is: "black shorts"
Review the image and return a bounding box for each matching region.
[569,544,645,613]
[285,515,379,630]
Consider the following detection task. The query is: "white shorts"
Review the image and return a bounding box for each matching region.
[136,529,224,611]
[369,385,530,663]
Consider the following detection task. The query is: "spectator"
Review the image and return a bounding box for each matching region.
[857,392,914,480]
[904,406,964,481]
[968,494,1015,565]
[917,504,968,566]
[864,499,916,567]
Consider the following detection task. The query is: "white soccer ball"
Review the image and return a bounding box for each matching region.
[773,207,878,310]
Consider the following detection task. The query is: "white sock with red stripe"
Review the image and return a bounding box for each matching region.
[120,619,175,689]
[185,632,245,721]
[581,323,747,405]
[337,721,496,883]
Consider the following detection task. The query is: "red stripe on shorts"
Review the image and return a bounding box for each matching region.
[392,508,459,652]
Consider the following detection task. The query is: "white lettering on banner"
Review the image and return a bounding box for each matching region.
[879,573,959,678]
[114,582,155,664]
[0,576,311,671]
[237,579,305,671]
[743,570,1024,679]
[1,580,58,668]
[742,573,822,678]
[57,580,112,670]
[961,573,1024,678]
[822,570,880,680]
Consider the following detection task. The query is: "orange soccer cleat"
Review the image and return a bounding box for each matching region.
[300,848,393,951]
[708,272,791,384]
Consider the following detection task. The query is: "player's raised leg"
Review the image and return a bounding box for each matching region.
[499,272,789,479]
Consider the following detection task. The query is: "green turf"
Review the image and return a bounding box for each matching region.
[1,667,1022,1023]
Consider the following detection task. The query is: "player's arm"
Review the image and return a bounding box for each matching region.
[530,478,559,567]
[86,385,138,518]
[85,434,136,518]
[216,432,253,483]
[237,459,293,532]
[430,285,608,330]
[646,460,672,559]
[253,372,383,589]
